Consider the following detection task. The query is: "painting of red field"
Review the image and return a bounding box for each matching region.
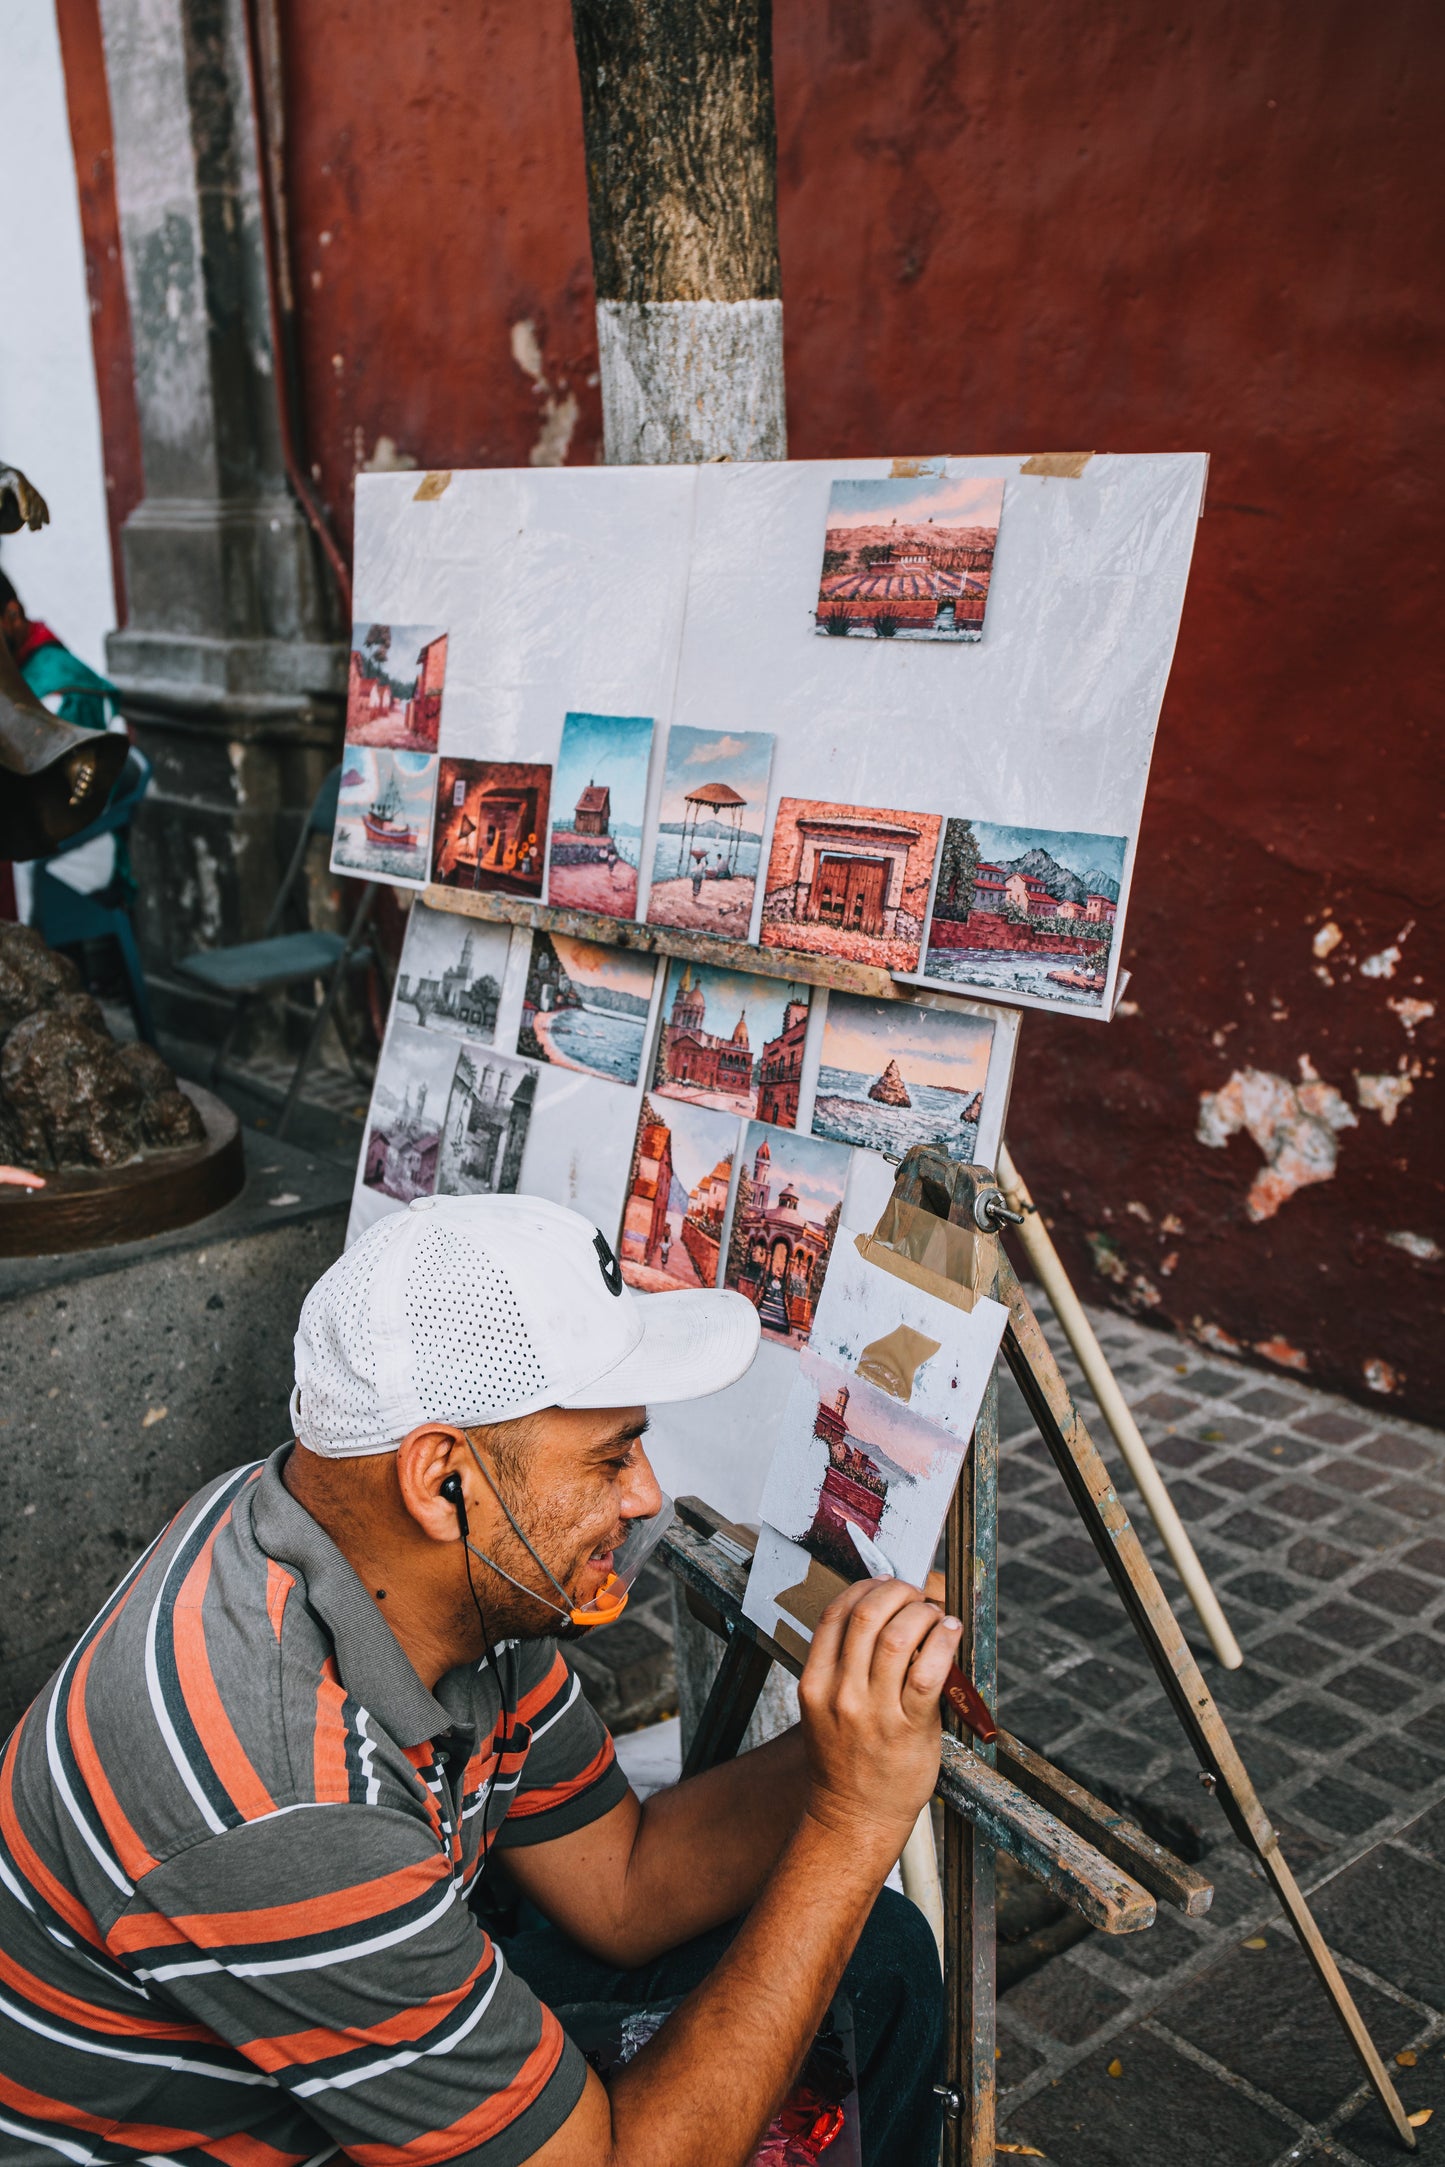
[760,798,941,974]
[345,622,448,750]
[814,472,1004,643]
[431,759,550,898]
[619,1095,737,1293]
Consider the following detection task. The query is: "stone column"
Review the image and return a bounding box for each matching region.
[97,0,345,1036]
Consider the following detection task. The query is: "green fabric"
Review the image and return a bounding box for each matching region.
[21,639,114,738]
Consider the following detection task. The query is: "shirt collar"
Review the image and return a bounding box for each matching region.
[250,1444,464,1750]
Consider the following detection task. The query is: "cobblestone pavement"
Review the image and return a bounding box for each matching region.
[994,1304,1445,2164]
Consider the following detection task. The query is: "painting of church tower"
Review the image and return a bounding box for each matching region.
[723,1124,849,1347]
[652,957,809,1126]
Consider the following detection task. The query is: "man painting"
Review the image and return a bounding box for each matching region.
[0,1195,952,2165]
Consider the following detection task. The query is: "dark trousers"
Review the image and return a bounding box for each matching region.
[502,1885,945,2166]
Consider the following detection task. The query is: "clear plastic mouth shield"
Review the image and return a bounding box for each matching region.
[570,1493,676,1626]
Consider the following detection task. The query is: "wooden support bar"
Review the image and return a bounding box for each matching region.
[993,1729,1214,1917]
[681,1630,774,1779]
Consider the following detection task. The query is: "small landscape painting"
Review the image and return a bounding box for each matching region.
[652,958,810,1128]
[516,930,656,1086]
[645,725,774,938]
[332,747,437,886]
[546,710,654,919]
[723,1124,851,1350]
[436,1049,536,1196]
[811,993,994,1161]
[362,1020,459,1203]
[618,1095,737,1294]
[344,622,448,752]
[393,901,510,1044]
[431,759,551,898]
[760,797,941,974]
[924,817,1126,1009]
[813,472,1004,643]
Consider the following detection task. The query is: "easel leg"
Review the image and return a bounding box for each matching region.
[944,1366,998,2166]
[680,1626,773,1779]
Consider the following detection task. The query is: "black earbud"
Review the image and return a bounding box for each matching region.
[440,1472,468,1533]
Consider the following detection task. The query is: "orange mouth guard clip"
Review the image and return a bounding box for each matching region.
[570,1572,628,1627]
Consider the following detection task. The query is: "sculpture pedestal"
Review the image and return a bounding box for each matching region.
[0,1084,244,1256]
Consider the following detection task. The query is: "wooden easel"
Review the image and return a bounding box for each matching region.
[661,1145,1416,2161]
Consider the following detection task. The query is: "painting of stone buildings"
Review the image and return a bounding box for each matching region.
[345,623,448,751]
[723,1125,850,1349]
[393,901,508,1042]
[436,1049,536,1197]
[332,747,437,885]
[431,759,550,898]
[652,959,810,1127]
[361,1020,459,1203]
[924,817,1126,1010]
[811,992,995,1161]
[516,931,655,1085]
[646,725,774,938]
[755,1348,968,1592]
[760,798,942,974]
[545,711,654,919]
[813,473,1004,642]
[618,1095,737,1294]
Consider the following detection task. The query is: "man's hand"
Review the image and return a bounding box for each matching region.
[798,1577,961,1861]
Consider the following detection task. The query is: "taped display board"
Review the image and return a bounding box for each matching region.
[338,453,1204,1517]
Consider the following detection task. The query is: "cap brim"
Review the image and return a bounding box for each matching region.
[560,1288,761,1410]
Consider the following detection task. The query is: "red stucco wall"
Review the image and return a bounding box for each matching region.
[71,1,1444,1416]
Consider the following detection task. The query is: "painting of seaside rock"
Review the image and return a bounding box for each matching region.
[924,817,1126,1010]
[814,472,1004,642]
[811,993,995,1161]
[546,710,654,919]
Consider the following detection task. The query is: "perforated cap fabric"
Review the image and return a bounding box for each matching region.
[291,1194,760,1455]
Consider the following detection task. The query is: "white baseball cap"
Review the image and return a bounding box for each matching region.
[291,1193,760,1456]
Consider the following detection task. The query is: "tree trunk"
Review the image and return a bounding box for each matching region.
[569,0,786,463]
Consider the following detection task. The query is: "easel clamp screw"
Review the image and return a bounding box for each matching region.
[933,2082,962,2119]
[971,1186,1026,1232]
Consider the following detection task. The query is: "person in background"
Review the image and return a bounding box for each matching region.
[0,567,115,735]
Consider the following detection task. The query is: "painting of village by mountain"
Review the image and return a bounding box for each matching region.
[924,818,1126,1009]
[651,959,810,1128]
[393,902,509,1043]
[811,993,995,1160]
[361,1020,459,1203]
[516,930,655,1086]
[618,1095,737,1293]
[546,711,654,918]
[646,725,774,937]
[813,472,1005,642]
[344,622,448,752]
[724,1125,850,1349]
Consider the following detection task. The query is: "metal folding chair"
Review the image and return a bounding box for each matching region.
[34,745,157,1046]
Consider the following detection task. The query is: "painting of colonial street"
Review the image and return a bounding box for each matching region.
[924,817,1126,1009]
[545,710,654,918]
[723,1125,850,1349]
[332,747,437,885]
[646,725,774,937]
[813,472,1004,642]
[811,992,995,1160]
[516,930,655,1085]
[760,797,941,974]
[431,759,550,897]
[361,1020,459,1203]
[436,1050,535,1196]
[618,1096,737,1294]
[393,902,509,1042]
[651,959,810,1128]
[345,623,448,752]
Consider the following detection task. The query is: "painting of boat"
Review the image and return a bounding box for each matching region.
[363,772,418,849]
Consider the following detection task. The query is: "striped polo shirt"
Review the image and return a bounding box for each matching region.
[0,1447,628,2165]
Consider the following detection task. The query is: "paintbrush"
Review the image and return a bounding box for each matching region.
[845,1520,999,1745]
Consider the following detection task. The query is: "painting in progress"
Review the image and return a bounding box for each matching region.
[811,993,995,1161]
[652,959,810,1128]
[516,931,655,1085]
[810,1234,1010,1444]
[436,1049,536,1196]
[618,1095,737,1294]
[646,725,774,938]
[332,747,437,885]
[345,622,448,751]
[393,902,509,1043]
[362,1021,461,1202]
[813,472,1004,643]
[924,817,1126,1009]
[546,711,654,918]
[760,798,941,974]
[723,1125,850,1349]
[431,759,550,897]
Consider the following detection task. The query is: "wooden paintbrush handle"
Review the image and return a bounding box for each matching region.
[943,1664,998,1744]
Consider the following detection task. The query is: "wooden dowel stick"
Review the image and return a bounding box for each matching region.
[996,1141,1243,1672]
[899,1806,945,1961]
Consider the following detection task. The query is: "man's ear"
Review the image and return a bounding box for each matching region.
[395,1423,471,1544]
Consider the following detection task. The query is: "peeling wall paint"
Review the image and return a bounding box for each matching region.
[1197,1062,1357,1222]
[510,318,580,468]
